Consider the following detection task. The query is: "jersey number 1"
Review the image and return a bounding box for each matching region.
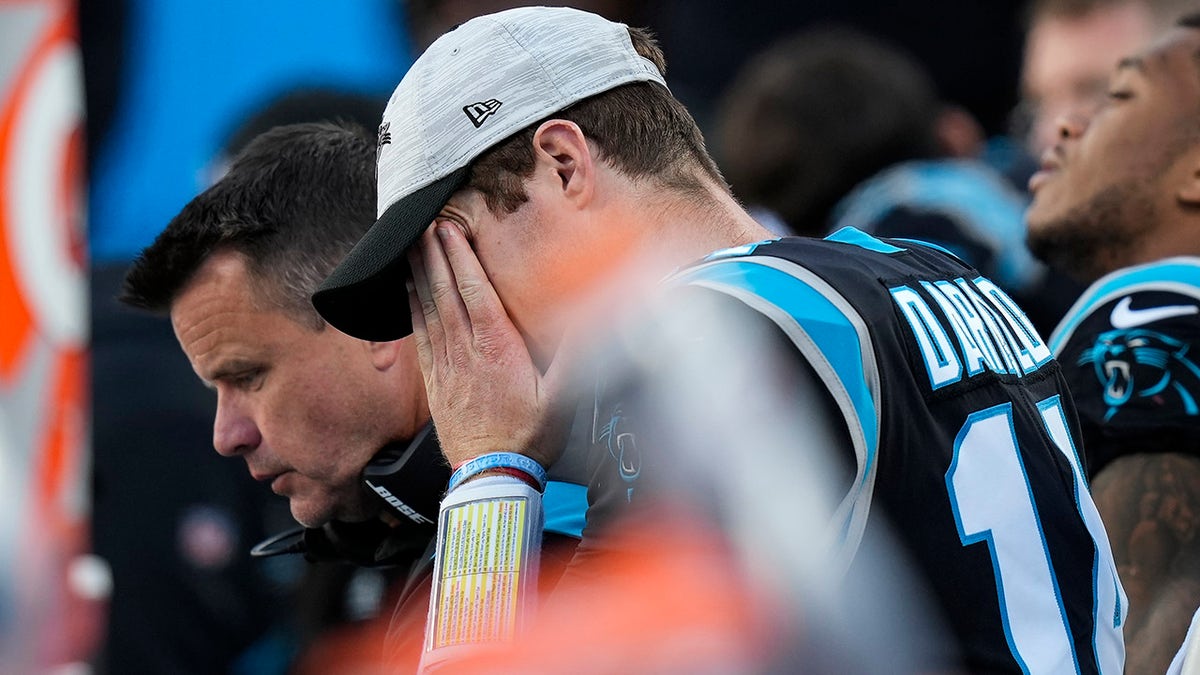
[946,396,1124,674]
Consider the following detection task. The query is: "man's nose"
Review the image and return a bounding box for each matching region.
[212,397,261,457]
[1056,111,1090,142]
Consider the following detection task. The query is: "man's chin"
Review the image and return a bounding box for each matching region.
[288,499,338,529]
[1025,219,1067,268]
[289,494,378,528]
[1024,198,1072,260]
[1023,193,1060,233]
[1026,217,1116,283]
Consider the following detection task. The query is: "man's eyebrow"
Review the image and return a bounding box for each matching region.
[1115,55,1146,74]
[208,359,260,383]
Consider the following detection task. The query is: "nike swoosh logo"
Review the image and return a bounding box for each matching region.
[1109,296,1198,328]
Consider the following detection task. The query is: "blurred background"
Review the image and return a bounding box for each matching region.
[0,0,1160,672]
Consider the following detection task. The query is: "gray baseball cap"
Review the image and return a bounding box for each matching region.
[313,6,668,341]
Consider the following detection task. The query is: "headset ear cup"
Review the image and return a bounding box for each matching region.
[361,423,450,526]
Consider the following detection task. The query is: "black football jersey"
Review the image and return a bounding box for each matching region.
[1050,257,1200,476]
[582,227,1126,674]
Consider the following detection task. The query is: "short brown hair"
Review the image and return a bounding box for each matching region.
[465,26,726,215]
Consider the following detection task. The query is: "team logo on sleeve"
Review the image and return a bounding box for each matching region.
[1077,328,1200,421]
[596,401,640,504]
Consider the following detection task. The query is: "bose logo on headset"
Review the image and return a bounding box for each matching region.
[366,480,434,525]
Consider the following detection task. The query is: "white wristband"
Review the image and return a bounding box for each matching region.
[419,476,544,672]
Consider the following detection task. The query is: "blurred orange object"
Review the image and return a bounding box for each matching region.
[0,0,96,671]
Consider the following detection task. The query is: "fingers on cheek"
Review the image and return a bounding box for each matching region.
[407,246,425,282]
[406,280,421,322]
[410,256,441,324]
[408,285,429,351]
[422,226,446,268]
[408,256,433,322]
[436,223,468,261]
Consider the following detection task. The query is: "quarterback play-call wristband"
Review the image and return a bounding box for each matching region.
[419,475,544,672]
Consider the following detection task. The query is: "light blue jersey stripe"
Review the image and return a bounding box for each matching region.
[670,256,880,558]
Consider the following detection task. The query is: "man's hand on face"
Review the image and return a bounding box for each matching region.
[407,222,575,470]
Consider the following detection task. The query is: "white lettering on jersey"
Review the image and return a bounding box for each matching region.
[892,278,1049,387]
[975,278,1051,372]
[890,285,962,389]
[924,281,993,377]
[956,279,1021,374]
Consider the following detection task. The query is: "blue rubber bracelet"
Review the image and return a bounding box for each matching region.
[447,452,548,493]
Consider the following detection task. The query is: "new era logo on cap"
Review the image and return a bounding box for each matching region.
[463,99,503,128]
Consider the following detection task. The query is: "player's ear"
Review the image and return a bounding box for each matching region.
[1176,146,1200,207]
[365,338,401,371]
[531,119,594,208]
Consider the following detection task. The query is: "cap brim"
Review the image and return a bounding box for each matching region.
[313,166,470,341]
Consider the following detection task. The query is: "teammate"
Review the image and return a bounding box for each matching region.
[1028,15,1200,674]
[314,8,1125,672]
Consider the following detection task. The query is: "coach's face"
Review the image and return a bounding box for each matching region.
[172,249,419,527]
[1025,28,1200,279]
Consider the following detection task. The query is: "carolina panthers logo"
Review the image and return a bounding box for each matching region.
[595,400,640,504]
[1078,328,1200,421]
[598,404,640,481]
